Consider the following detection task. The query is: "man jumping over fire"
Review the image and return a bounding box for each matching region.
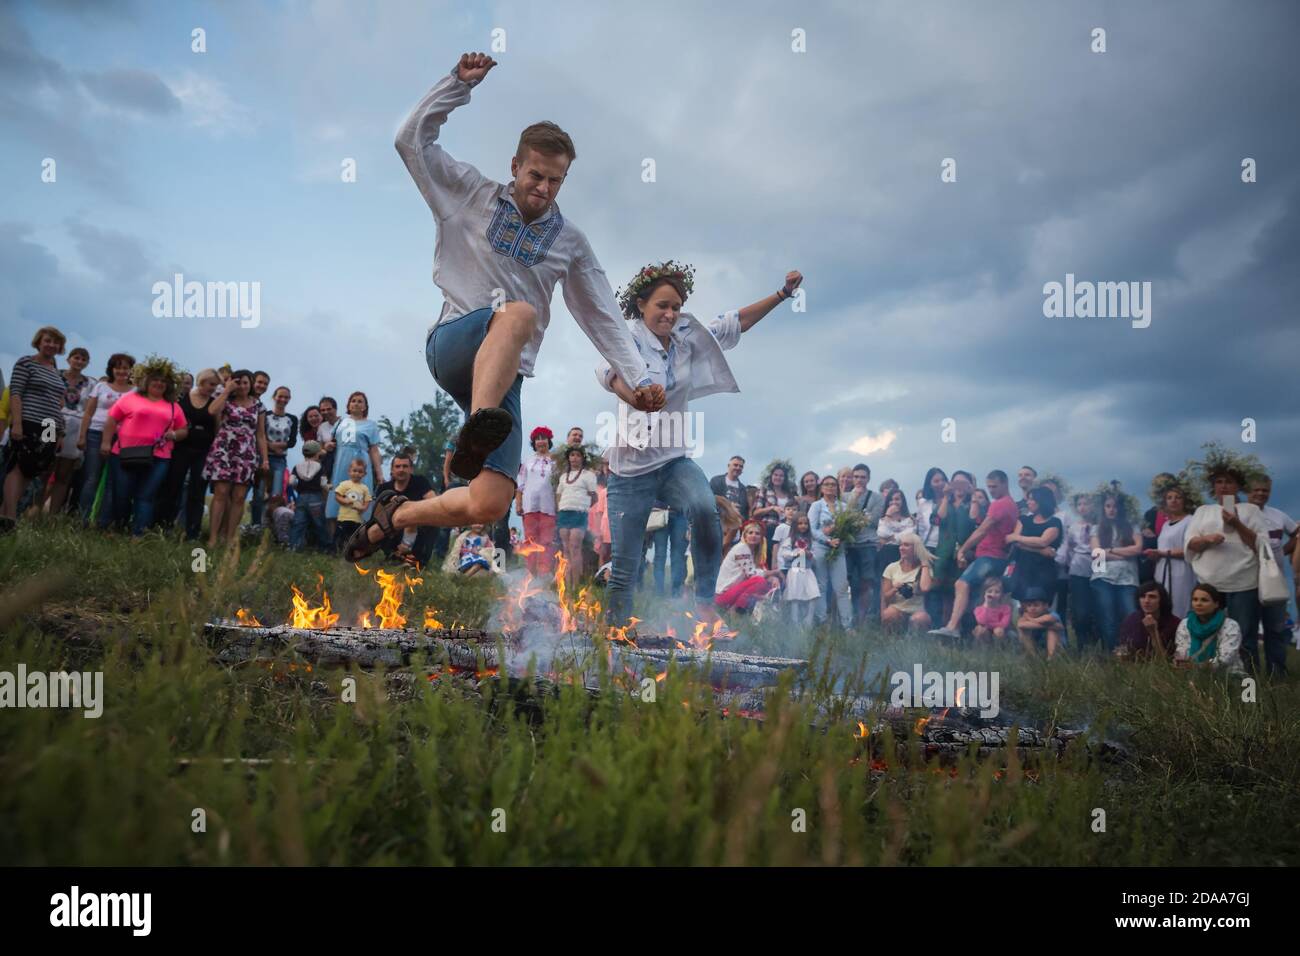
[345,52,665,562]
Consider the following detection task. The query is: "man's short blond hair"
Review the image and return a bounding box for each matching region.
[516,122,576,163]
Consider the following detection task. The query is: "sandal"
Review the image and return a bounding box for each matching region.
[343,490,408,562]
[449,407,514,480]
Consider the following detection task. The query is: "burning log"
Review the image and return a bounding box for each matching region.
[629,647,807,690]
[205,622,502,670]
[204,621,807,687]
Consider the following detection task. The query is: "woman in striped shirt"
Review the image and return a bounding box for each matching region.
[2,326,68,530]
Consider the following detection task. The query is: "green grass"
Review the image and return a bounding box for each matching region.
[1,517,1297,865]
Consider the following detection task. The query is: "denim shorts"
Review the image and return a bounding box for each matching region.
[556,508,588,530]
[425,307,523,484]
[959,555,1008,588]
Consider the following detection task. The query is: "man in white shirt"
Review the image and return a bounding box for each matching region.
[345,51,662,560]
[1184,468,1275,675]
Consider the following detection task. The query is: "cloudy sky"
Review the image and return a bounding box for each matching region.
[3,0,1298,514]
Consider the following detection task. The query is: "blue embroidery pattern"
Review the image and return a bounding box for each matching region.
[485,198,564,268]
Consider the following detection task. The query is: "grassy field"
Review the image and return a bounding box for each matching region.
[1,517,1297,866]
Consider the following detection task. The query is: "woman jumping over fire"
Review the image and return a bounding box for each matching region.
[598,260,802,626]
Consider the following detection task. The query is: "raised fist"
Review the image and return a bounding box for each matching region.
[457,52,497,85]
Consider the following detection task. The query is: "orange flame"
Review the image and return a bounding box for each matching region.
[914,715,932,735]
[685,616,737,650]
[423,607,444,630]
[552,550,603,633]
[289,584,340,629]
[607,616,640,645]
[235,608,262,626]
[855,721,869,739]
[359,612,373,629]
[955,685,967,707]
[371,568,409,629]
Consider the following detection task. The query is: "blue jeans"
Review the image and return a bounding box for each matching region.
[290,491,329,551]
[110,455,169,536]
[651,511,689,597]
[1069,574,1101,650]
[1223,588,1288,676]
[1090,579,1137,651]
[813,545,853,628]
[78,429,115,527]
[606,457,721,625]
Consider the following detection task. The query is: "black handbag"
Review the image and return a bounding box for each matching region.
[117,444,157,470]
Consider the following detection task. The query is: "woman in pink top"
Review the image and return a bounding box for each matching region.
[99,357,188,536]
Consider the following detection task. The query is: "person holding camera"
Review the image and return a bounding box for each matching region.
[880,532,934,633]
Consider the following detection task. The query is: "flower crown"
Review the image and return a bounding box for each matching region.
[617,260,696,319]
[129,353,185,392]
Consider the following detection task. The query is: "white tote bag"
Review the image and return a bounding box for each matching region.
[1258,541,1290,605]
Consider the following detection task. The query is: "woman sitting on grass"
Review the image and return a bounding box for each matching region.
[1015,585,1066,658]
[1117,580,1180,659]
[715,520,783,613]
[455,524,493,576]
[1174,582,1245,675]
[880,532,934,633]
[970,575,1012,643]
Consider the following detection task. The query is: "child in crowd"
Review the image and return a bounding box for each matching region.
[1015,586,1066,657]
[715,521,783,613]
[971,576,1012,643]
[332,458,372,552]
[267,495,294,547]
[779,513,820,627]
[289,439,331,551]
[457,524,493,576]
[770,501,799,570]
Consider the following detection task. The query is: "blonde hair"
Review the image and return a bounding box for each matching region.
[195,367,220,387]
[897,531,933,567]
[31,326,66,352]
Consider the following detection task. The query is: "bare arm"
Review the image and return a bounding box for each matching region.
[737,271,802,333]
[100,416,117,453]
[78,396,97,446]
[256,410,269,467]
[1109,531,1145,558]
[959,515,996,557]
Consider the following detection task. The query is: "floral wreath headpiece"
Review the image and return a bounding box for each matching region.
[617,260,696,319]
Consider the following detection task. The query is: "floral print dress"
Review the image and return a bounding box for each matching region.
[203,400,260,485]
